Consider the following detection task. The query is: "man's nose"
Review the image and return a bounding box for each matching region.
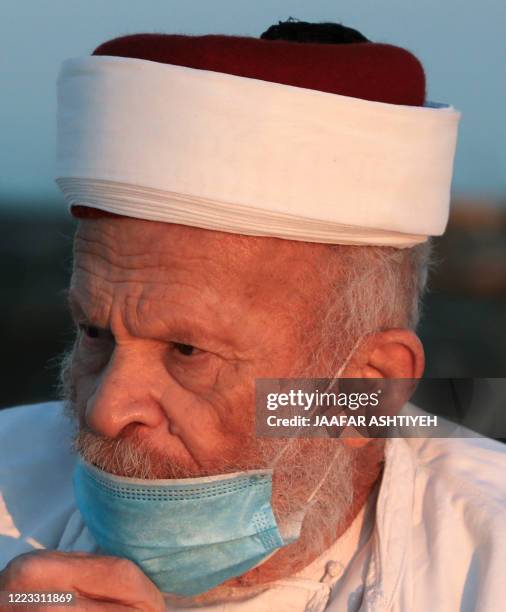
[85,346,165,438]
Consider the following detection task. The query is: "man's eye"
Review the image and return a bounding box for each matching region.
[173,342,200,357]
[79,323,104,339]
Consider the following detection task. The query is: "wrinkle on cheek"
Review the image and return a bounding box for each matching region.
[159,381,236,463]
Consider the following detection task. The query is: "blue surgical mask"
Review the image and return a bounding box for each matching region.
[73,459,301,597]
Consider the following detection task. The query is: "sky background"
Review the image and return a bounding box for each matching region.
[1,0,505,209]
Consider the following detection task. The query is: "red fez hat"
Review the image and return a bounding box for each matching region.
[92,30,425,106]
[72,24,425,221]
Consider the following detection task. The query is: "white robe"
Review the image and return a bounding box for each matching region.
[0,401,505,611]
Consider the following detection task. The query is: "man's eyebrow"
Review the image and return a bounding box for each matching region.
[164,323,215,347]
[65,290,86,321]
[65,291,228,349]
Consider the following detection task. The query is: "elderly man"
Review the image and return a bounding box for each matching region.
[0,20,505,612]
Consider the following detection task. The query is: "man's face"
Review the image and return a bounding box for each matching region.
[61,215,386,588]
[66,216,334,479]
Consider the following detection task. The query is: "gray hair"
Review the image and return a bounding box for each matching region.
[306,240,433,375]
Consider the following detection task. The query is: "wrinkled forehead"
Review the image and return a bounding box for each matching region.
[72,216,333,303]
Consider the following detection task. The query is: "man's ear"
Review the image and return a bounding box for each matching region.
[343,329,425,380]
[338,329,424,448]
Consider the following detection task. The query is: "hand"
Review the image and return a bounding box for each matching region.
[0,551,166,611]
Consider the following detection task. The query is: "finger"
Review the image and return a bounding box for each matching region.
[1,551,165,612]
[69,554,165,611]
[74,598,142,611]
[10,603,137,612]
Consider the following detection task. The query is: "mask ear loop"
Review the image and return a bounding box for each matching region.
[269,334,365,471]
[305,442,343,505]
[269,335,367,542]
[303,337,364,507]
